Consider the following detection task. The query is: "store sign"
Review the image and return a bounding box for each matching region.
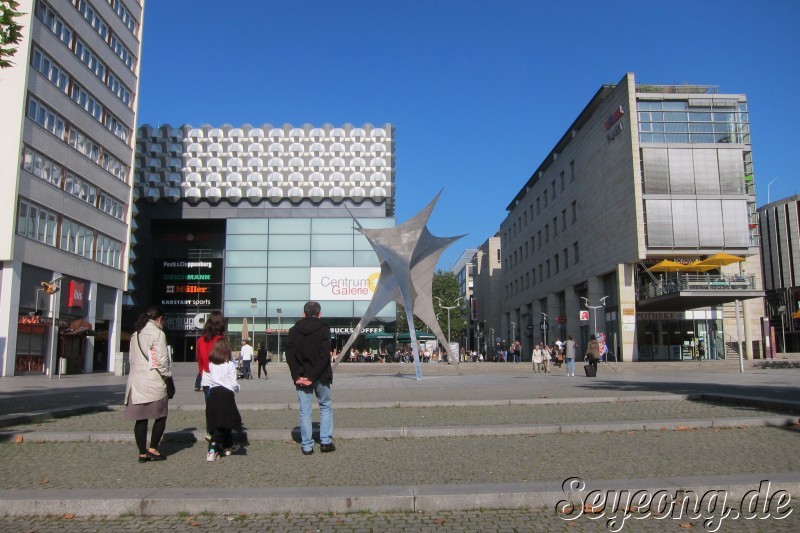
[310,267,380,301]
[164,312,211,333]
[579,310,589,321]
[605,105,624,130]
[331,327,385,334]
[68,281,85,308]
[471,298,478,321]
[153,259,223,311]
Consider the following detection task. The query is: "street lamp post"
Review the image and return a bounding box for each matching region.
[540,312,548,347]
[435,297,463,363]
[276,308,282,362]
[580,296,609,338]
[250,298,258,345]
[43,276,64,379]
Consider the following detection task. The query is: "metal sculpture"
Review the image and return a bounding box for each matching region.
[334,191,463,379]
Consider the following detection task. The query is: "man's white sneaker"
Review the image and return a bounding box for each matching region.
[224,444,241,456]
[206,451,219,462]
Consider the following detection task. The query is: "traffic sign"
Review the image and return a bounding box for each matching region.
[540,322,548,331]
[579,310,590,321]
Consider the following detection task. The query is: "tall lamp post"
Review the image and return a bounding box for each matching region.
[434,296,463,346]
[540,312,548,347]
[43,276,64,379]
[276,308,282,362]
[580,296,609,337]
[250,298,258,345]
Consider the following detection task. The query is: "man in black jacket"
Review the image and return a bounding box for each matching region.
[286,301,335,455]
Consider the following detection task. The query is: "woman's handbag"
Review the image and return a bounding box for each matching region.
[136,334,175,399]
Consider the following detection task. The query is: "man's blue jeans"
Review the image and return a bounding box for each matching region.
[297,380,333,451]
[566,358,575,376]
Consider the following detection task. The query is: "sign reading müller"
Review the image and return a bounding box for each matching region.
[309,267,381,301]
[152,258,223,312]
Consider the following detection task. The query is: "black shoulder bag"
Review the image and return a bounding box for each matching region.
[136,332,176,399]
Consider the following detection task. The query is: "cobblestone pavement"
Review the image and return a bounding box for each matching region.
[1,507,798,532]
[3,400,794,433]
[2,426,798,490]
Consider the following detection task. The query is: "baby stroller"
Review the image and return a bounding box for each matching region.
[235,355,245,379]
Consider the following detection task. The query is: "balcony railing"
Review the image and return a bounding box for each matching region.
[639,273,757,300]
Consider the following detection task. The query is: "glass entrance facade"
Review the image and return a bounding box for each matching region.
[636,310,722,361]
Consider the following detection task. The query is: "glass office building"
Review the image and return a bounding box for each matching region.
[129,124,396,362]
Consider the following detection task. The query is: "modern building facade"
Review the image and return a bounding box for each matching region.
[468,236,502,357]
[758,194,800,353]
[130,123,396,362]
[0,0,143,376]
[499,73,764,362]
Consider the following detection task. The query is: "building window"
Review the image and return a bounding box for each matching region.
[570,160,575,182]
[107,72,133,107]
[104,112,131,143]
[573,241,580,264]
[637,99,750,144]
[545,224,549,243]
[27,96,65,139]
[560,170,565,191]
[64,172,98,206]
[31,47,69,93]
[544,190,548,208]
[36,1,73,47]
[68,127,101,163]
[536,197,540,215]
[546,259,551,278]
[110,33,135,70]
[564,247,569,269]
[561,209,567,231]
[554,254,559,274]
[21,145,62,187]
[60,217,94,258]
[107,0,138,35]
[551,181,556,200]
[98,192,125,220]
[17,199,58,247]
[75,0,109,40]
[96,233,123,268]
[553,217,558,237]
[71,83,104,121]
[75,39,106,81]
[102,151,128,181]
[571,201,577,223]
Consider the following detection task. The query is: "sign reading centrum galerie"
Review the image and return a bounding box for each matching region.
[309,267,381,301]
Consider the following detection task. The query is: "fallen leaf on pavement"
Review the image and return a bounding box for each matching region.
[14,435,23,443]
[63,513,74,520]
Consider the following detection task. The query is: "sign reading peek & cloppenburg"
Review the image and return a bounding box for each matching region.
[309,268,381,301]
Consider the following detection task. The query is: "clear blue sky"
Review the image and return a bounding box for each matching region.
[137,0,800,270]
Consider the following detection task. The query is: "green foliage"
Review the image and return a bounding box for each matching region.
[0,1,24,69]
[395,270,468,343]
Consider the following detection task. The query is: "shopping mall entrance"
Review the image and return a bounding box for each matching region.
[636,311,722,361]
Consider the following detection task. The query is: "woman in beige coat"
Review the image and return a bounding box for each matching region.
[124,306,171,462]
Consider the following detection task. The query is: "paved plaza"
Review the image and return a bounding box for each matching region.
[1,362,799,531]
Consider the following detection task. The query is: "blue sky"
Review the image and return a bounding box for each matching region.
[137,0,800,270]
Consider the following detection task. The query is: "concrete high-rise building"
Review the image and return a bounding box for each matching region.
[758,194,800,353]
[0,0,143,376]
[500,73,764,363]
[130,123,396,361]
[469,236,502,357]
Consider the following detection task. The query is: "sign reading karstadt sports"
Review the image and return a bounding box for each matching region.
[309,267,381,301]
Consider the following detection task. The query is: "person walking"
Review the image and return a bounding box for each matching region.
[565,335,577,377]
[198,311,226,439]
[532,343,543,372]
[205,338,243,461]
[240,339,253,380]
[286,301,335,455]
[585,334,600,374]
[256,343,269,379]
[124,306,171,463]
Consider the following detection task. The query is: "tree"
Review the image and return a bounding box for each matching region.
[395,270,467,344]
[0,1,24,69]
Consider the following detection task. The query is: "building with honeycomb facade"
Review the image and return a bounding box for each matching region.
[130,123,397,361]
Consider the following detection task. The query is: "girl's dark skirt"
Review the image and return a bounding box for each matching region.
[206,386,242,430]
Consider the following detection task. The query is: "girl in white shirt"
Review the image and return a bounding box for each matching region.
[205,338,242,461]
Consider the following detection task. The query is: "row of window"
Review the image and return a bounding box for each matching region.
[505,199,578,272]
[105,0,138,35]
[178,157,389,171]
[506,242,580,299]
[71,0,137,70]
[17,199,124,269]
[36,1,134,109]
[27,95,129,182]
[507,160,576,244]
[174,142,391,157]
[637,100,750,145]
[22,145,127,221]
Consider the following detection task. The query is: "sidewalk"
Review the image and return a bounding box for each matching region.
[0,363,798,525]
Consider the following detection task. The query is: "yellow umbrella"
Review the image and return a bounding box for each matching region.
[679,260,718,273]
[647,259,683,272]
[697,253,745,267]
[241,317,250,342]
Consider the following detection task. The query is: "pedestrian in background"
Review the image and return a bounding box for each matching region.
[286,301,335,455]
[240,339,253,379]
[585,334,600,373]
[124,305,170,463]
[565,335,577,377]
[532,343,543,372]
[256,343,269,379]
[205,338,242,462]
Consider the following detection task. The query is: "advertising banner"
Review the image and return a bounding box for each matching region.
[152,258,223,311]
[309,267,380,301]
[67,281,85,308]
